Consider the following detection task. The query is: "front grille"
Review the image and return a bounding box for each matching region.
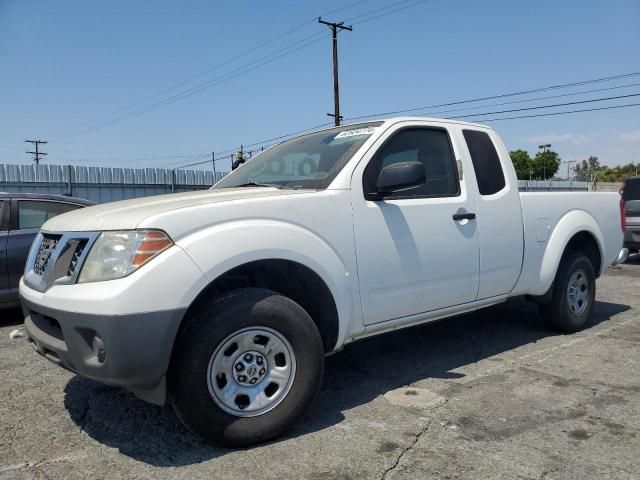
[24,231,99,292]
[33,234,62,275]
[48,238,89,280]
[67,240,88,277]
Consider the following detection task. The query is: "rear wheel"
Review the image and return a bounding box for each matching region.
[169,288,324,447]
[539,251,596,332]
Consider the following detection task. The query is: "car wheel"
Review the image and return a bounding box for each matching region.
[539,251,596,332]
[168,288,324,447]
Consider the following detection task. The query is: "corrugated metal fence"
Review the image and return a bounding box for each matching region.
[517,180,589,192]
[0,164,589,204]
[0,164,226,203]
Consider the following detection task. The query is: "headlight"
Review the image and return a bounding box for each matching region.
[77,230,173,283]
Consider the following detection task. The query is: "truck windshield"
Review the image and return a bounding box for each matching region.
[213,122,383,190]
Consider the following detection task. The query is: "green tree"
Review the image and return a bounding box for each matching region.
[574,156,601,181]
[532,150,561,180]
[596,162,639,182]
[509,149,532,179]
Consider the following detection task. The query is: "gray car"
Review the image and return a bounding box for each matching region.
[623,176,640,253]
[0,193,94,308]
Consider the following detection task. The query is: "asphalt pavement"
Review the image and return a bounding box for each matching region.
[1,255,639,479]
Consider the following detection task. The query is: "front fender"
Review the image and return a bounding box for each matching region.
[536,210,605,294]
[175,219,356,348]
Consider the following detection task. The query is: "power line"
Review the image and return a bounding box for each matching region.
[52,30,321,139]
[346,71,640,121]
[321,0,372,18]
[445,92,640,120]
[43,89,640,170]
[172,121,333,169]
[408,81,640,117]
[176,102,640,171]
[346,0,421,22]
[171,72,640,169]
[51,0,434,140]
[43,139,214,153]
[348,0,433,25]
[51,0,376,138]
[172,88,640,170]
[45,148,210,159]
[472,102,640,123]
[54,32,327,139]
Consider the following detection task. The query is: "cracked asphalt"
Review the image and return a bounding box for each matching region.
[1,255,639,479]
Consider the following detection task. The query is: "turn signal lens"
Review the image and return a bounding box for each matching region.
[131,231,173,267]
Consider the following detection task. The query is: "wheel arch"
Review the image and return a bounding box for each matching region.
[178,258,341,354]
[538,210,604,294]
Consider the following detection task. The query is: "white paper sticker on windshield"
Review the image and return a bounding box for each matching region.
[334,126,377,139]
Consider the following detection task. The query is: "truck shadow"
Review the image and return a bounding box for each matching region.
[63,297,628,466]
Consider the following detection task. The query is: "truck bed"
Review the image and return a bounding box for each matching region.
[513,191,622,296]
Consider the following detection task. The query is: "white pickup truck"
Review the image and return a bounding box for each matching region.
[20,117,626,446]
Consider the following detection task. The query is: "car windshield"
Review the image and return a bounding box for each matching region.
[213,122,383,190]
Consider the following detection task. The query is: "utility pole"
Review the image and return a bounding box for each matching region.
[318,17,352,126]
[25,139,48,165]
[211,152,217,179]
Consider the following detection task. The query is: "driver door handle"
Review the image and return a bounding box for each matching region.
[452,212,476,221]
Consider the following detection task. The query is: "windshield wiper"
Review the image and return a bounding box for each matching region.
[232,182,280,188]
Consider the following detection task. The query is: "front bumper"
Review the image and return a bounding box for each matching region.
[19,240,208,404]
[22,290,185,405]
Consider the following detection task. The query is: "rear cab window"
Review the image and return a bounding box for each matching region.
[17,201,80,230]
[463,129,506,196]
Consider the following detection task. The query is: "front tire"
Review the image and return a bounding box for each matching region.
[539,251,596,332]
[169,288,324,447]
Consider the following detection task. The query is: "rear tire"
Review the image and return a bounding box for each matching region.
[538,251,596,332]
[168,288,324,447]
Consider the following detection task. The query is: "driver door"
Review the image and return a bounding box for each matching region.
[350,124,480,325]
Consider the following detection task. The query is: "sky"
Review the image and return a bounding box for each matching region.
[1,0,639,173]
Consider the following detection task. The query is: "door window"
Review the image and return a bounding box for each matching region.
[363,128,459,199]
[17,201,79,230]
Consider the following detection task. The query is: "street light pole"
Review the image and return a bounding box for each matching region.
[538,144,551,180]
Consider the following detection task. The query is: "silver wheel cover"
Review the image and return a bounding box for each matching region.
[567,269,589,316]
[207,326,296,417]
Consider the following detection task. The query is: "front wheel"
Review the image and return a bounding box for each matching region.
[539,251,596,332]
[169,288,324,447]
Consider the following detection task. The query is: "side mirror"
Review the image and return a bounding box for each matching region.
[374,161,426,198]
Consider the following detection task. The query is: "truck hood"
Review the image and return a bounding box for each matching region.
[42,187,303,232]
